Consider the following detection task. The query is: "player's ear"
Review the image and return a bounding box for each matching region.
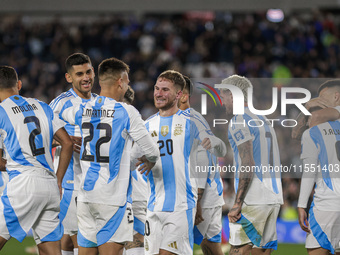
[335,91,340,103]
[65,73,72,83]
[17,80,22,92]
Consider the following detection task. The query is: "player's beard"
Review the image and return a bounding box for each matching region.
[154,96,177,111]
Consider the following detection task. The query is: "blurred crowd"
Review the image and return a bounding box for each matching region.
[1,10,339,219]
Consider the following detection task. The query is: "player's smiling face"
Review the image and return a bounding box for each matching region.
[66,63,95,98]
[154,78,181,111]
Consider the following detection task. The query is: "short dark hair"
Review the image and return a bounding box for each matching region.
[318,80,340,95]
[98,57,129,80]
[182,75,193,97]
[0,66,18,89]
[124,86,135,104]
[158,70,185,91]
[65,53,91,72]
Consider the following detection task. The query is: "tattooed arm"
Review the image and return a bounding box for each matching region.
[195,188,205,225]
[228,140,254,223]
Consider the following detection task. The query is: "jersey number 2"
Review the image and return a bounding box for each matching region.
[24,116,45,156]
[81,122,112,163]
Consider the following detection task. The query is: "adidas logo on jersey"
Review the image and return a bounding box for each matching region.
[168,241,178,250]
[151,130,157,137]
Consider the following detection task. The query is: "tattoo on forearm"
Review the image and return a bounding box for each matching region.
[125,234,144,249]
[292,112,308,140]
[235,142,253,205]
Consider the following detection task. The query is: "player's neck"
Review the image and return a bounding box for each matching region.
[100,87,122,102]
[159,105,180,117]
[73,89,91,100]
[0,88,18,102]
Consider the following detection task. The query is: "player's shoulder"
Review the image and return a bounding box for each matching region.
[145,112,159,123]
[49,90,75,108]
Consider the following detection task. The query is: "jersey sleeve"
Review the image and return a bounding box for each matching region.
[228,115,252,146]
[52,112,66,134]
[298,129,318,208]
[196,145,209,189]
[335,106,340,114]
[191,116,227,157]
[300,129,319,160]
[59,100,82,126]
[126,105,159,163]
[126,105,150,141]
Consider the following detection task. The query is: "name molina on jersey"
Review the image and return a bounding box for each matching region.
[82,108,115,118]
[12,104,38,114]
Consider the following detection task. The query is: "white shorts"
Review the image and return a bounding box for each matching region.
[60,189,78,236]
[0,171,62,245]
[144,208,195,255]
[306,204,340,253]
[77,201,133,248]
[132,201,147,236]
[229,204,280,250]
[194,206,222,245]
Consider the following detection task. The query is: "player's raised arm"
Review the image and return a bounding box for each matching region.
[309,107,340,127]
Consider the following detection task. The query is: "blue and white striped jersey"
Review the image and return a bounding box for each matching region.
[0,95,64,178]
[228,107,283,205]
[131,170,148,202]
[60,96,150,206]
[185,108,224,208]
[50,88,97,190]
[144,109,226,212]
[300,120,340,211]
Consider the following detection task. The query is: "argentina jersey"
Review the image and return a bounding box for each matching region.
[0,95,64,178]
[131,169,148,202]
[228,107,283,205]
[60,96,149,206]
[301,120,340,211]
[50,88,97,190]
[185,108,224,208]
[144,110,226,212]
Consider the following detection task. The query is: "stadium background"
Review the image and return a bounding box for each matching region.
[2,0,340,253]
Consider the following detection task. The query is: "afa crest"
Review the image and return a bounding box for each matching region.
[161,126,169,137]
[174,124,183,136]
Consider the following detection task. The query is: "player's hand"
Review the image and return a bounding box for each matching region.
[228,204,242,223]
[136,155,155,176]
[195,202,204,225]
[70,136,82,154]
[201,138,211,150]
[305,97,330,110]
[298,207,310,233]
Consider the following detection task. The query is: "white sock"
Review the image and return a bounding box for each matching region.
[61,251,74,255]
[73,248,78,255]
[126,247,145,255]
[122,248,127,255]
